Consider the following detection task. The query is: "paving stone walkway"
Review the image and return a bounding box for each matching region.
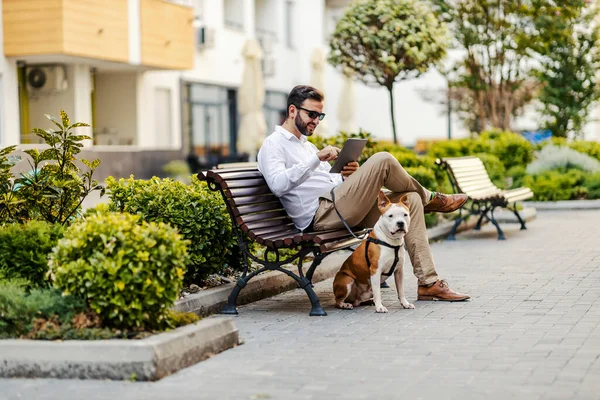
[2,210,600,400]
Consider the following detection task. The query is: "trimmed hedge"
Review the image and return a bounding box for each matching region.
[0,221,64,290]
[51,212,188,330]
[106,175,244,284]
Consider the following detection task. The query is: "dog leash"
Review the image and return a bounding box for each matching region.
[330,187,403,277]
[330,187,371,240]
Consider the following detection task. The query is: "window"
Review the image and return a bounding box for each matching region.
[184,83,243,169]
[224,0,244,30]
[285,1,295,49]
[264,91,287,132]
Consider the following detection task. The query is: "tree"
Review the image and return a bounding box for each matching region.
[526,0,600,138]
[432,0,540,133]
[328,0,447,144]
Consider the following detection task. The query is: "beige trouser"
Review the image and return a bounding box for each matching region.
[313,152,439,285]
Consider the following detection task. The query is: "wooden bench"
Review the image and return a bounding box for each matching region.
[436,156,534,240]
[198,166,367,316]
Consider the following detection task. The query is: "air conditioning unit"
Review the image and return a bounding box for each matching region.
[26,65,68,94]
[262,57,276,77]
[258,35,274,54]
[196,26,216,50]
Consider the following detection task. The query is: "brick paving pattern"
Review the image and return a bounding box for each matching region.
[2,210,600,400]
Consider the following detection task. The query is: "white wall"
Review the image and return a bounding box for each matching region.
[94,73,138,145]
[0,0,20,146]
[136,71,182,149]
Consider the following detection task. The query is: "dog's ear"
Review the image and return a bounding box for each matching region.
[377,190,391,211]
[399,194,410,209]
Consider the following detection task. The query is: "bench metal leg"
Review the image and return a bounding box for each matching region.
[512,207,527,230]
[221,266,269,315]
[489,207,506,240]
[447,215,466,240]
[305,252,326,284]
[473,210,488,231]
[278,268,326,316]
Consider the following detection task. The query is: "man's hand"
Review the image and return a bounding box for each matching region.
[317,145,341,162]
[341,161,359,180]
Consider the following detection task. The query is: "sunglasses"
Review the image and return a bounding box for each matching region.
[296,106,326,121]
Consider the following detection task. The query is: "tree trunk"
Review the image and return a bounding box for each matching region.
[388,86,398,144]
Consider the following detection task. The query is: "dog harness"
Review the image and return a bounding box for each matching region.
[329,187,404,278]
[365,236,404,278]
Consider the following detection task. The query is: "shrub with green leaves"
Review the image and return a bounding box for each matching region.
[0,280,85,339]
[51,212,188,330]
[0,221,64,290]
[106,175,243,284]
[584,172,600,199]
[526,145,600,175]
[0,110,103,225]
[523,169,588,201]
[308,130,378,165]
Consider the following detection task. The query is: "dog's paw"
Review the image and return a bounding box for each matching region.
[336,302,354,310]
[400,297,415,309]
[375,305,388,313]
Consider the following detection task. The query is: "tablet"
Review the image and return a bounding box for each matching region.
[329,138,368,173]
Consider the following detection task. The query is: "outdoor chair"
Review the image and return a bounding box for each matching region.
[436,156,534,240]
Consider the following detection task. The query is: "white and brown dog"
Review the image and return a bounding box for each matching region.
[333,191,414,312]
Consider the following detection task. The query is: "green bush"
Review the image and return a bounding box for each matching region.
[0,280,85,339]
[566,140,600,162]
[51,212,188,330]
[308,130,378,164]
[523,169,588,201]
[506,165,528,189]
[0,221,64,290]
[106,175,242,284]
[162,160,191,178]
[426,130,533,170]
[475,153,506,189]
[482,130,534,168]
[584,172,600,199]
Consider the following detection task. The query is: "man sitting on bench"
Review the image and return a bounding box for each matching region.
[257,85,470,302]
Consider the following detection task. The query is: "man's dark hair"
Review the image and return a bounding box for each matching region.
[286,85,324,117]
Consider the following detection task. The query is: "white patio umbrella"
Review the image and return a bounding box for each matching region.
[310,47,329,136]
[338,68,357,133]
[237,39,267,161]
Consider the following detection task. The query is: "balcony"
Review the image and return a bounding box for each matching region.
[3,0,194,70]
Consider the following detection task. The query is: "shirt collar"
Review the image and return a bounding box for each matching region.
[276,125,307,143]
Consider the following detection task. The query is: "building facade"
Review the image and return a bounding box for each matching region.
[2,0,596,180]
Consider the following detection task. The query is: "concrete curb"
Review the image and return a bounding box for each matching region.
[174,208,537,317]
[0,318,239,381]
[524,199,600,210]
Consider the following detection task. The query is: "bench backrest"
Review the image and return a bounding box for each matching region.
[198,167,369,251]
[437,156,502,199]
[198,167,302,248]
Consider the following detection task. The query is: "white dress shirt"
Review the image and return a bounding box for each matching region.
[257,125,343,230]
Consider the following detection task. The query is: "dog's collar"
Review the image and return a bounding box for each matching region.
[365,235,404,278]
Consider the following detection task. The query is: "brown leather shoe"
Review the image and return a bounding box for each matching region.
[418,280,470,301]
[424,193,468,214]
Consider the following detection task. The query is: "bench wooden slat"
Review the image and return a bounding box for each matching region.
[236,210,289,224]
[248,223,297,238]
[312,229,369,244]
[233,201,284,217]
[228,194,280,207]
[207,169,264,183]
[225,186,273,198]
[222,178,267,189]
[241,217,292,231]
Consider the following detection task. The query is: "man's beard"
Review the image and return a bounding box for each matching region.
[295,113,315,136]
